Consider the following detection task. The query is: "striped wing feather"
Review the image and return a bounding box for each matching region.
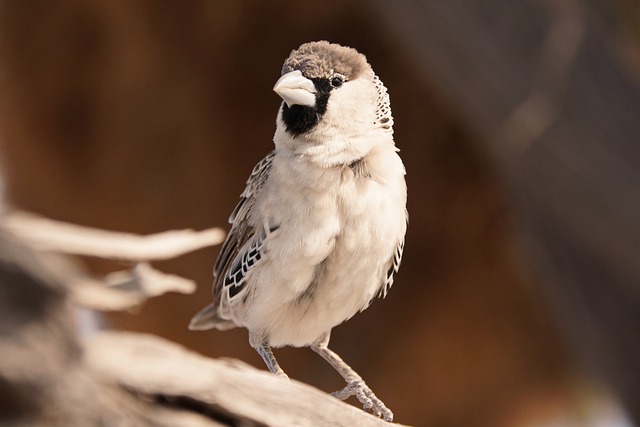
[213,150,276,304]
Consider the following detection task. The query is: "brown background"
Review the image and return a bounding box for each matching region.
[1,1,624,426]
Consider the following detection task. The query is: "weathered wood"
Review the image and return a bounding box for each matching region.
[0,210,224,311]
[3,211,225,261]
[85,331,408,427]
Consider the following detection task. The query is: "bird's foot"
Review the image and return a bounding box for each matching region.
[332,379,393,422]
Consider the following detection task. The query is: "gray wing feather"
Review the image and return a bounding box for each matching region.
[213,150,276,303]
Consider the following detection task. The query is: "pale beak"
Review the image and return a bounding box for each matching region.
[273,70,316,108]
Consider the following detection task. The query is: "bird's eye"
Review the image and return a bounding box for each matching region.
[330,76,344,88]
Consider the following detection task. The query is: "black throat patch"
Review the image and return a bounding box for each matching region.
[281,77,331,137]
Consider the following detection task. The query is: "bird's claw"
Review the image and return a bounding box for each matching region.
[331,379,394,422]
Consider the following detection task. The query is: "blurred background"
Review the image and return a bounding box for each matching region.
[0,1,639,426]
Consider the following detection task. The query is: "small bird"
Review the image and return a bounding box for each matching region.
[190,41,407,422]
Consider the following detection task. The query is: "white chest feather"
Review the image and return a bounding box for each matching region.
[232,145,407,347]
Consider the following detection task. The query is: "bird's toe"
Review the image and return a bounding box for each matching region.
[331,379,393,422]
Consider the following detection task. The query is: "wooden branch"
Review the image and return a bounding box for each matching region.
[69,262,197,311]
[0,210,224,310]
[2,210,225,261]
[84,331,409,427]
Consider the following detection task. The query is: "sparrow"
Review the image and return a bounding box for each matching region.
[190,40,407,422]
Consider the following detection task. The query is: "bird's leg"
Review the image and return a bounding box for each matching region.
[250,333,289,379]
[311,333,393,422]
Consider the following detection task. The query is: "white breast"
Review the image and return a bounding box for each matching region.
[230,144,406,347]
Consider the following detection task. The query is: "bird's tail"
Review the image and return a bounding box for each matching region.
[188,303,236,331]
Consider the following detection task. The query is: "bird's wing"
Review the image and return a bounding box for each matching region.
[376,211,408,300]
[213,150,276,303]
[379,237,405,298]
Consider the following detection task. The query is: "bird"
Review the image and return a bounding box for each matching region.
[190,40,407,422]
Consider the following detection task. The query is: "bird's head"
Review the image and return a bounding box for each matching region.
[273,41,393,149]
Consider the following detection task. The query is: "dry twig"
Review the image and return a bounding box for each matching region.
[0,210,225,310]
[2,210,225,261]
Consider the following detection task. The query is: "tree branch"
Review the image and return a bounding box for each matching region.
[1,210,224,310]
[85,331,408,427]
[2,210,225,261]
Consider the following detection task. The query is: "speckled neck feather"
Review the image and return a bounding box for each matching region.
[372,71,394,134]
